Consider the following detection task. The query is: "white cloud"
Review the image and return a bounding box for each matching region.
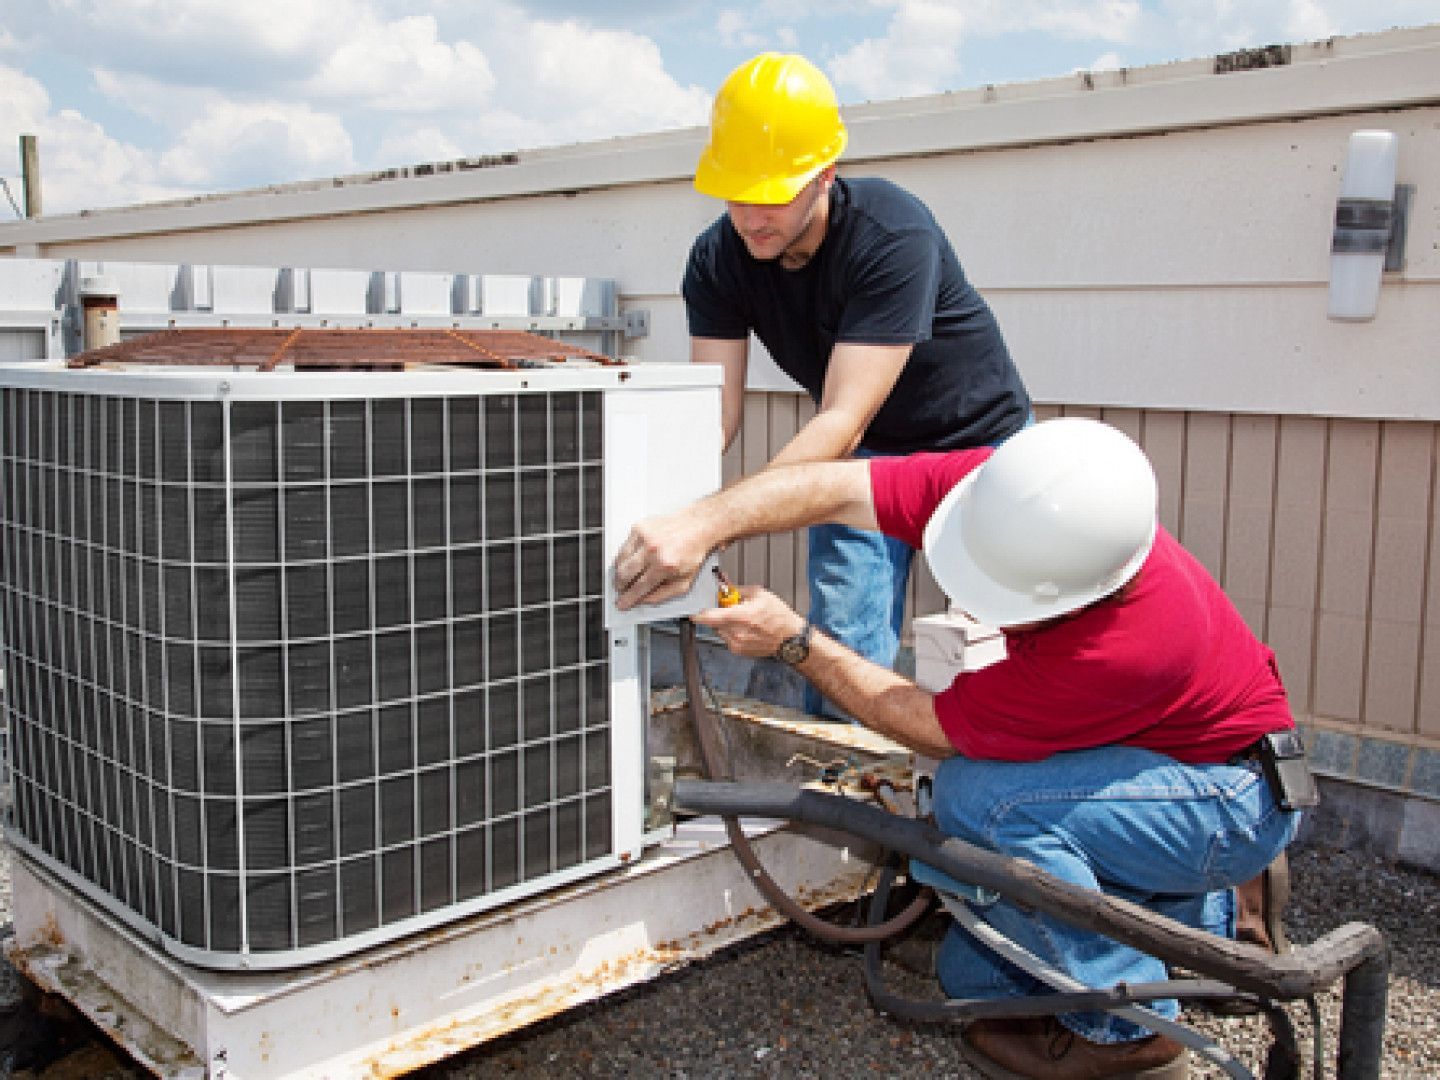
[716,9,772,49]
[829,2,969,100]
[0,64,192,213]
[867,0,1143,42]
[1153,0,1348,54]
[374,126,468,167]
[472,13,710,146]
[1031,2,1144,40]
[43,111,190,211]
[20,0,340,73]
[91,68,219,128]
[1145,0,1438,59]
[0,64,50,131]
[1283,0,1339,39]
[158,101,355,189]
[307,14,495,112]
[2,0,719,212]
[822,0,1428,100]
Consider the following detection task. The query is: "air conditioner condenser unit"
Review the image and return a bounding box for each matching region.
[0,358,721,970]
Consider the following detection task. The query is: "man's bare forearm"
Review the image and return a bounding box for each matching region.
[792,631,954,759]
[691,588,954,759]
[703,458,877,543]
[766,409,865,469]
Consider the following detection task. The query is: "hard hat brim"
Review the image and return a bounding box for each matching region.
[692,130,848,205]
[693,159,823,205]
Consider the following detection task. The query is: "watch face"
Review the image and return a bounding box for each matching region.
[776,637,808,665]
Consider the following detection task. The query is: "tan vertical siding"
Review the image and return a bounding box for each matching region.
[1034,404,1064,423]
[721,391,816,607]
[719,409,745,592]
[1314,421,1379,723]
[1269,417,1327,716]
[1421,427,1440,741]
[1098,408,1143,445]
[1223,415,1279,640]
[737,394,771,587]
[1366,423,1434,735]
[909,554,948,624]
[765,396,803,605]
[1138,412,1186,537]
[1178,412,1230,581]
[793,395,816,615]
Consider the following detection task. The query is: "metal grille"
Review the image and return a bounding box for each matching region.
[0,380,612,965]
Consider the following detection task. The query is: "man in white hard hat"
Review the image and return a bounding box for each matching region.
[614,417,1311,1080]
[686,52,1032,720]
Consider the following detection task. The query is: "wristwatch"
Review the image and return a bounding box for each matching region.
[774,620,814,666]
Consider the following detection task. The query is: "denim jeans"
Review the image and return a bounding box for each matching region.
[803,517,914,717]
[931,745,1301,1043]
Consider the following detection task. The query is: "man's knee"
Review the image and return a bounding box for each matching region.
[931,757,1030,841]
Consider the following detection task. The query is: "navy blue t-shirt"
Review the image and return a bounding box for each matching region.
[683,177,1030,452]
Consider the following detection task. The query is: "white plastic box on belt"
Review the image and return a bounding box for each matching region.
[912,608,1006,692]
[909,609,1005,820]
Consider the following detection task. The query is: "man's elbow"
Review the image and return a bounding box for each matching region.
[817,409,875,461]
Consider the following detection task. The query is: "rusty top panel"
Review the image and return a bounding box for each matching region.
[67,327,620,372]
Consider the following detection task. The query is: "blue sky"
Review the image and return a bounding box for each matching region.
[2,0,1437,216]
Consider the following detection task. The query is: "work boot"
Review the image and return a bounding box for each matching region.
[1234,851,1292,954]
[961,1016,1188,1079]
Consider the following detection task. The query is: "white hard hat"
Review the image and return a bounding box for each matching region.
[922,418,1158,628]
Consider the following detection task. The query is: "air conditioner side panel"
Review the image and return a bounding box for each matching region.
[600,383,722,861]
[601,385,724,629]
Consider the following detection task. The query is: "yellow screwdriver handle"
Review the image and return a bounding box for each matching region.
[713,566,742,607]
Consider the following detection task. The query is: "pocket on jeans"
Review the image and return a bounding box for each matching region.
[1202,774,1296,889]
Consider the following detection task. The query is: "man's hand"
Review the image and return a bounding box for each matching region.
[612,510,715,610]
[692,587,805,659]
[611,457,877,611]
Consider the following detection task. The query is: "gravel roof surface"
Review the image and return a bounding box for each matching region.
[434,843,1440,1079]
[2,840,1436,1078]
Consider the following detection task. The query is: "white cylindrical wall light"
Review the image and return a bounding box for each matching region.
[1328,130,1398,321]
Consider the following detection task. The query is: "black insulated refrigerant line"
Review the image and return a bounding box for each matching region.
[673,775,1390,1080]
[678,619,932,945]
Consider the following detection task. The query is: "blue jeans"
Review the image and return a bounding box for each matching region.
[803,517,913,717]
[932,745,1300,1043]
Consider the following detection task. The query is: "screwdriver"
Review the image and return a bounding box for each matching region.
[713,566,742,607]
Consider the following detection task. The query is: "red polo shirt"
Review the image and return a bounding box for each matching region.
[871,451,1295,764]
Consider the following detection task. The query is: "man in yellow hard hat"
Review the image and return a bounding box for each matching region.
[684,53,1032,718]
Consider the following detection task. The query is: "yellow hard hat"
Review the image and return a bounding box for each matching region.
[694,53,848,205]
